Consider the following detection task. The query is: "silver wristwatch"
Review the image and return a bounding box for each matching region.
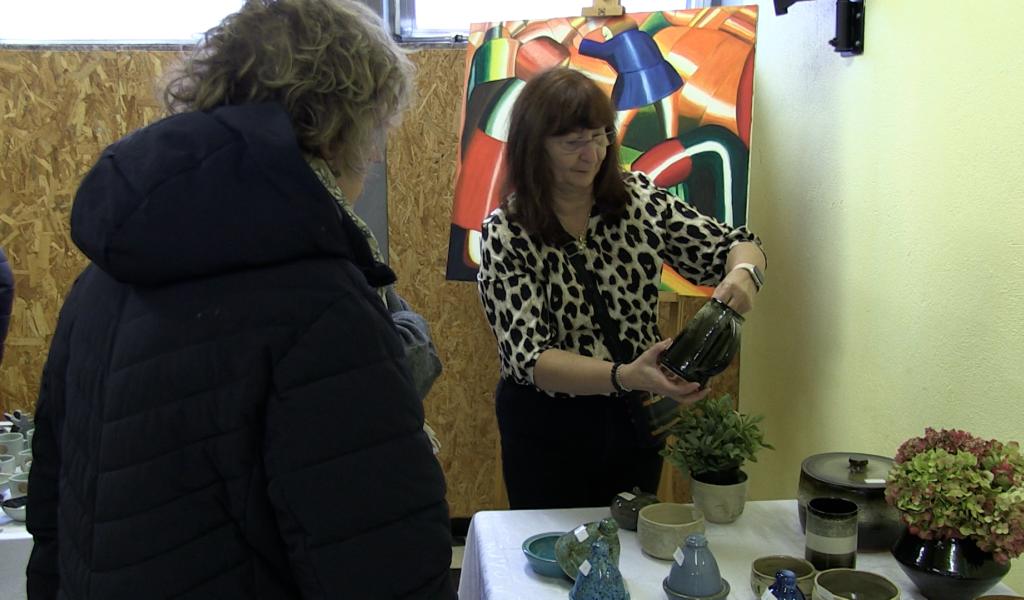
[732,262,764,291]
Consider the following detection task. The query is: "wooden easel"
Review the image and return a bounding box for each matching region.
[582,0,625,17]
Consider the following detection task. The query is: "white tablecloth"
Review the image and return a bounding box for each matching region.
[457,500,1018,600]
[0,515,31,600]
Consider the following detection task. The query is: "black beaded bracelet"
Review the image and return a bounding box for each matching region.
[610,362,628,394]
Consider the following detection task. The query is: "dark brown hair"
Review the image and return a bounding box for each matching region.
[502,67,628,245]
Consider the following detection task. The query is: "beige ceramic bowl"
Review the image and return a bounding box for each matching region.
[637,502,705,560]
[812,569,900,600]
[751,555,816,599]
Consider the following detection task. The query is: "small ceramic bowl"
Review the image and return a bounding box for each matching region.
[8,472,29,498]
[637,503,705,560]
[812,568,900,600]
[751,555,816,598]
[522,531,567,579]
[17,449,32,468]
[2,496,28,522]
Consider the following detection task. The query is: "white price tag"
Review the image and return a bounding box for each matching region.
[578,560,591,577]
[673,546,685,565]
[574,525,589,543]
[617,491,636,501]
[864,478,886,484]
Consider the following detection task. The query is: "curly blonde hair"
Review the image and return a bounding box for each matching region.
[164,0,414,177]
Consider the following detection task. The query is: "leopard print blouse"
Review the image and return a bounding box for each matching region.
[477,171,761,389]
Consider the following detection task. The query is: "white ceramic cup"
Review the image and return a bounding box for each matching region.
[0,432,25,456]
[0,472,10,494]
[0,454,15,475]
[18,449,32,469]
[8,472,29,498]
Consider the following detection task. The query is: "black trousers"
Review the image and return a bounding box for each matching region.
[495,378,663,509]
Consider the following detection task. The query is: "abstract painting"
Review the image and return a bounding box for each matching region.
[446,6,758,297]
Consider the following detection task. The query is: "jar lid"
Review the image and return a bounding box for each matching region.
[801,452,894,490]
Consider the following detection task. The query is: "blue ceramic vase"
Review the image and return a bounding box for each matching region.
[764,569,805,600]
[569,538,629,600]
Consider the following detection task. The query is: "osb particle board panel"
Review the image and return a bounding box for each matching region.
[0,50,183,417]
[386,48,510,516]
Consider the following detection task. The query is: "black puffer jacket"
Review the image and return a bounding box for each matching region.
[26,104,455,599]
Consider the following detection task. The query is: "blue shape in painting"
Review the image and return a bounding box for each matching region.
[579,29,683,110]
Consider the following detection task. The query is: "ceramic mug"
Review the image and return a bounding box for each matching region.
[805,497,858,570]
[8,472,29,498]
[0,454,15,475]
[17,449,32,469]
[0,432,24,456]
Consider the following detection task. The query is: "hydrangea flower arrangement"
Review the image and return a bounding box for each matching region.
[885,427,1024,564]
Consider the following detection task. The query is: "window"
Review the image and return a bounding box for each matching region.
[0,0,245,45]
[395,0,729,41]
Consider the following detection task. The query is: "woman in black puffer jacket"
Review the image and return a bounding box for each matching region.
[26,1,455,598]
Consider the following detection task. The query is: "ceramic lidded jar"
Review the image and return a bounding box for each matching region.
[610,487,660,531]
[797,453,901,551]
[664,533,730,600]
[569,538,630,600]
[556,517,621,580]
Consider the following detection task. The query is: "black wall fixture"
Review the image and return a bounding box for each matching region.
[773,0,810,15]
[829,0,865,56]
[775,0,866,57]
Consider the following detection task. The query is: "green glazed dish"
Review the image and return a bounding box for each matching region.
[555,517,621,580]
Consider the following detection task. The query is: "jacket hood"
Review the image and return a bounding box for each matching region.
[71,103,393,287]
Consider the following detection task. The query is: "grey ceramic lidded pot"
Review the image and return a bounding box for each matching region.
[797,453,901,551]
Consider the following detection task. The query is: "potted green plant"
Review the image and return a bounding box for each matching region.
[886,427,1023,600]
[660,394,772,523]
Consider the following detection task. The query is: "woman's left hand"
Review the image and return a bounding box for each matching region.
[712,268,757,314]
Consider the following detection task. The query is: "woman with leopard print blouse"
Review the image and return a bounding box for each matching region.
[477,67,767,509]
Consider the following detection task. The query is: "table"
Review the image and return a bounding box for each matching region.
[457,500,1018,600]
[0,515,31,600]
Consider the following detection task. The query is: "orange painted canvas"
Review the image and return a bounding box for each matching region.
[446,6,758,298]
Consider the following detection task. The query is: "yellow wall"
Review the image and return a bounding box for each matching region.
[740,0,1024,589]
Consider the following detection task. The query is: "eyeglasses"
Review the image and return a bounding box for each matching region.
[550,128,615,154]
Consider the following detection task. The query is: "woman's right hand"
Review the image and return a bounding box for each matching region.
[619,339,709,405]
